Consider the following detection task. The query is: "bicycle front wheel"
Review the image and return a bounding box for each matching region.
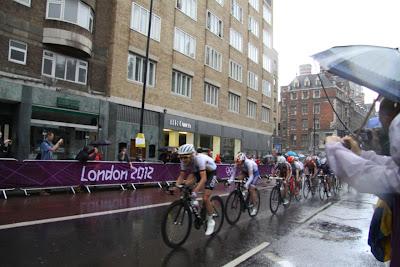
[161,200,192,248]
[303,179,310,199]
[210,195,224,234]
[269,186,280,214]
[225,191,242,225]
[247,188,261,217]
[319,182,326,201]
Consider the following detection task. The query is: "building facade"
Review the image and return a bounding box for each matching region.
[280,68,367,155]
[0,0,277,161]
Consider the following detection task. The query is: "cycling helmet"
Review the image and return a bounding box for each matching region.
[294,156,299,161]
[320,158,327,165]
[287,156,295,163]
[235,152,246,163]
[306,156,312,162]
[177,144,195,155]
[277,156,286,164]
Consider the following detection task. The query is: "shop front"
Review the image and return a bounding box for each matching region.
[163,114,196,148]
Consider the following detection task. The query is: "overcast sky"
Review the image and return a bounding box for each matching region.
[273,0,400,104]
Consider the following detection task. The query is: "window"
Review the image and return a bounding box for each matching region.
[302,119,308,129]
[205,46,222,71]
[291,135,297,146]
[247,71,258,90]
[313,103,320,114]
[174,28,196,58]
[131,3,161,42]
[302,134,308,146]
[313,89,320,98]
[215,0,224,5]
[262,80,271,97]
[263,4,272,24]
[231,0,243,22]
[249,0,259,11]
[293,79,300,88]
[248,16,259,37]
[247,100,257,118]
[290,119,296,130]
[14,0,31,6]
[290,92,297,100]
[302,104,308,114]
[204,83,219,106]
[176,0,197,20]
[230,28,242,52]
[261,107,270,122]
[290,105,296,115]
[262,54,272,72]
[171,70,192,98]
[206,11,223,37]
[315,78,321,86]
[127,53,156,87]
[42,50,88,84]
[304,78,310,87]
[8,40,27,65]
[228,93,240,113]
[315,119,320,129]
[248,43,258,63]
[46,0,94,32]
[229,60,242,82]
[263,29,271,48]
[302,91,308,99]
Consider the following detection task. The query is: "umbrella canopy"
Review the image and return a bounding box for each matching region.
[312,45,400,102]
[298,154,306,159]
[366,116,382,129]
[286,151,298,157]
[89,140,111,146]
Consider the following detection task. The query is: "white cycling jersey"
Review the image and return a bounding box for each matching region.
[180,153,217,173]
[229,158,259,184]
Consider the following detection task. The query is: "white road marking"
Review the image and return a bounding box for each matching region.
[264,252,295,267]
[222,242,270,267]
[296,202,333,224]
[0,192,231,230]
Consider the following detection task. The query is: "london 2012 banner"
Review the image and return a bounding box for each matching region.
[0,159,272,189]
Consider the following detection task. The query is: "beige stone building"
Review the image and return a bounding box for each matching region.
[108,0,278,160]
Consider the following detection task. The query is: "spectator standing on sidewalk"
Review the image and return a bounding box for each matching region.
[40,131,63,160]
[118,147,133,169]
[0,131,12,158]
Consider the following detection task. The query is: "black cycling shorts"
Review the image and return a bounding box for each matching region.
[194,170,217,190]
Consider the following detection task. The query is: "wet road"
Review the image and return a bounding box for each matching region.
[0,186,384,267]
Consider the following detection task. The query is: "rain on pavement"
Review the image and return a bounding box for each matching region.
[0,181,383,267]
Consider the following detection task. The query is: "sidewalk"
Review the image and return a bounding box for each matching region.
[0,180,272,225]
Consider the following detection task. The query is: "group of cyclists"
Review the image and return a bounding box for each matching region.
[165,143,336,242]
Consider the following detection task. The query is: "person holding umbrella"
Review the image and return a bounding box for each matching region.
[313,45,400,265]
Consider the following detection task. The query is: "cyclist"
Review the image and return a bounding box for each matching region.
[228,152,260,215]
[175,144,218,236]
[274,155,292,205]
[287,156,300,194]
[294,156,304,181]
[320,157,332,196]
[304,156,318,184]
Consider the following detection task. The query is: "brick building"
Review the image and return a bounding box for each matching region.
[280,66,366,154]
[0,0,278,161]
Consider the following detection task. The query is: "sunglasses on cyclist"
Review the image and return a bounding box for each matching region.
[179,155,192,160]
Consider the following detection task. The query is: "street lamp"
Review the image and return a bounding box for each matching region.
[136,0,155,158]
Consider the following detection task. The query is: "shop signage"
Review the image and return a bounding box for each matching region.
[57,97,80,110]
[169,119,192,129]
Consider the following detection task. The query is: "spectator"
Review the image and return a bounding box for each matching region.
[40,131,63,160]
[75,146,90,163]
[215,154,221,164]
[0,131,12,158]
[91,146,103,161]
[118,147,133,169]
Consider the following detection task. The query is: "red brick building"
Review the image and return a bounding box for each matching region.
[280,68,366,154]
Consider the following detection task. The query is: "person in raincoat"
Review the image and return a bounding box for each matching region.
[325,98,400,265]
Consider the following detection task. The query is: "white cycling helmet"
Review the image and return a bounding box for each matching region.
[277,156,286,164]
[235,152,246,163]
[320,158,327,165]
[306,156,312,162]
[177,144,195,155]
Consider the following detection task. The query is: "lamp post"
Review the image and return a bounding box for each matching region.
[313,109,316,155]
[136,0,154,158]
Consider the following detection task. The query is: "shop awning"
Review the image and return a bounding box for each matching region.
[31,119,98,132]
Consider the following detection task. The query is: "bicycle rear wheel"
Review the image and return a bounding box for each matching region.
[210,195,224,234]
[294,180,302,201]
[269,187,280,214]
[247,188,261,217]
[225,191,242,225]
[161,200,192,248]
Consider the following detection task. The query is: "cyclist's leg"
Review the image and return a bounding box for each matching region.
[203,171,217,215]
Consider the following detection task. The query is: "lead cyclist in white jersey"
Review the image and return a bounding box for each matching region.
[228,152,260,216]
[175,144,218,236]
